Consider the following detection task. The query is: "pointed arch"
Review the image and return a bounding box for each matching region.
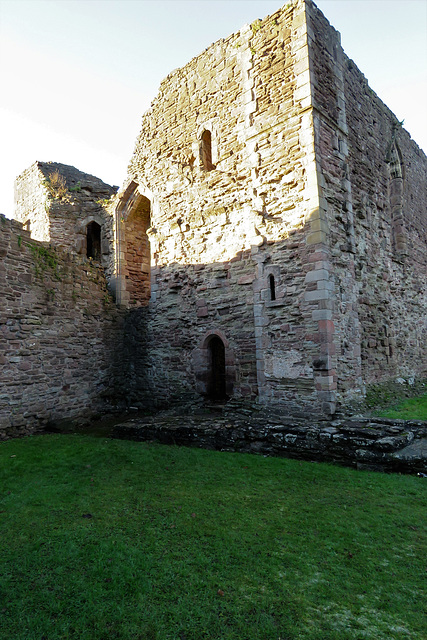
[116,181,151,307]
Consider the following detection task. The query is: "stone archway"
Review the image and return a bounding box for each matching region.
[193,330,235,403]
[116,182,151,307]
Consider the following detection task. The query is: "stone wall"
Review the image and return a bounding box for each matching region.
[113,413,427,475]
[14,162,118,288]
[0,215,122,439]
[3,0,425,428]
[306,0,427,407]
[114,0,426,415]
[119,0,339,414]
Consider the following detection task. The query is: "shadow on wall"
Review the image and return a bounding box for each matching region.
[113,139,423,414]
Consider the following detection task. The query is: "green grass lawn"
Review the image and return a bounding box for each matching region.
[0,435,425,640]
[375,394,427,421]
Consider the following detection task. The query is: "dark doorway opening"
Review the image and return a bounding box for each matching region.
[87,221,101,260]
[207,336,227,402]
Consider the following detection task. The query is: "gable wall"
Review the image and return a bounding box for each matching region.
[14,162,118,286]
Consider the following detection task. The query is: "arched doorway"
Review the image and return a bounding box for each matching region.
[207,336,227,402]
[86,221,101,260]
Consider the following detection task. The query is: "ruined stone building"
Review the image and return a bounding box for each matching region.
[1,0,426,438]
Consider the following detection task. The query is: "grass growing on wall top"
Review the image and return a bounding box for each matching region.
[43,170,68,200]
[0,435,425,640]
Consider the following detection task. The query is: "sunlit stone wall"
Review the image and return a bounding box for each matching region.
[120,0,338,413]
[14,162,118,287]
[5,0,425,425]
[120,0,426,414]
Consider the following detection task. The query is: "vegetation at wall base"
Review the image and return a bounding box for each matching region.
[375,394,427,421]
[0,435,425,640]
[366,380,427,413]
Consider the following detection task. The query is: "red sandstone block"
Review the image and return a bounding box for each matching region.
[197,307,208,317]
[308,250,330,263]
[318,319,335,333]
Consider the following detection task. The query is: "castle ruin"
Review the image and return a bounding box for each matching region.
[1,0,426,438]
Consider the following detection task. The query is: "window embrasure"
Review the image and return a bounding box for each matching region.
[200,130,214,171]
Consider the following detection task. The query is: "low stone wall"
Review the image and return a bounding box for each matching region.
[112,413,426,474]
[0,215,122,439]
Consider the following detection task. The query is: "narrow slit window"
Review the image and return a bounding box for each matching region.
[269,274,276,301]
[200,130,213,171]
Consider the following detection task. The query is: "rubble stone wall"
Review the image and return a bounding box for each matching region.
[14,163,50,242]
[121,0,336,413]
[3,0,426,427]
[113,414,427,475]
[117,0,426,414]
[0,215,122,439]
[306,0,427,406]
[14,162,118,287]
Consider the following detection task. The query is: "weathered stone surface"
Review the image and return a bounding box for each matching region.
[3,0,426,438]
[14,162,118,288]
[113,0,426,416]
[392,439,427,466]
[112,412,427,474]
[0,215,123,439]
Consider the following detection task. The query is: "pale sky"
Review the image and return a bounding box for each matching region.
[0,0,426,217]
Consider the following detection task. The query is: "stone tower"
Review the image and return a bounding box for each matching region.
[113,0,426,415]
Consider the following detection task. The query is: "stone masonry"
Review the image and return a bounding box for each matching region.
[115,0,426,415]
[14,162,118,287]
[3,0,426,438]
[0,215,122,439]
